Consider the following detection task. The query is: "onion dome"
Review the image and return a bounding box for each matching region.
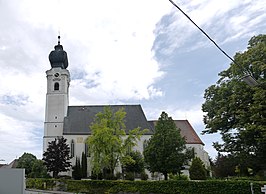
[49,36,68,69]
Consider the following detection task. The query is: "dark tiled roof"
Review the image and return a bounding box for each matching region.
[148,120,204,145]
[63,105,154,135]
[0,159,18,168]
[63,105,203,145]
[9,159,18,168]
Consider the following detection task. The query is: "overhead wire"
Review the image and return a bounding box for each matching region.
[168,0,259,86]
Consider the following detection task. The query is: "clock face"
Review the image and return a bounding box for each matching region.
[54,73,59,77]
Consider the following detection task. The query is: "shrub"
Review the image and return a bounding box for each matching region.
[125,172,135,181]
[26,178,56,190]
[72,157,82,180]
[105,173,117,180]
[189,157,207,180]
[90,172,103,180]
[169,173,189,181]
[115,172,123,180]
[27,178,266,194]
[140,172,148,180]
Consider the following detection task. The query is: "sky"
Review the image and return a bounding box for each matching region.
[0,0,265,164]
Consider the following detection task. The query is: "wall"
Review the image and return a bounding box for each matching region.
[62,134,152,177]
[0,168,25,194]
[186,144,210,168]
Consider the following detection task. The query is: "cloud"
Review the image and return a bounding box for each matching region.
[145,102,204,126]
[153,0,266,56]
[0,113,43,162]
[0,0,265,163]
[0,0,171,162]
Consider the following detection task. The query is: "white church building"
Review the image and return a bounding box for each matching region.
[43,38,210,178]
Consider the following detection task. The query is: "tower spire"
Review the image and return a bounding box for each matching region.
[48,36,68,69]
[58,35,61,45]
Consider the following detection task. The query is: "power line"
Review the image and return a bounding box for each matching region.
[168,0,259,86]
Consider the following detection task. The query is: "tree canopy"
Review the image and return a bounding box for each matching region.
[43,137,72,178]
[123,150,145,174]
[30,160,49,178]
[202,34,266,174]
[86,106,146,179]
[17,152,37,176]
[144,111,193,180]
[189,157,207,180]
[17,152,48,178]
[212,153,240,178]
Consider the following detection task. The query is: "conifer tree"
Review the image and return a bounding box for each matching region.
[43,137,72,178]
[72,157,82,180]
[189,157,207,180]
[144,111,193,180]
[81,152,87,178]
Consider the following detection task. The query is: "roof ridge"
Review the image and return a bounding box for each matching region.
[68,104,141,107]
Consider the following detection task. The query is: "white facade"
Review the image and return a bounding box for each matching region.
[43,67,70,150]
[186,144,210,168]
[62,134,152,177]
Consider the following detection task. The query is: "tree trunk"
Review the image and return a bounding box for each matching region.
[53,171,58,178]
[110,167,115,179]
[163,172,168,180]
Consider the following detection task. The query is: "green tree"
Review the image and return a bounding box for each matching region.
[17,152,37,176]
[213,153,253,178]
[87,107,146,179]
[81,152,87,178]
[29,160,49,178]
[189,157,207,180]
[43,137,72,178]
[144,111,193,180]
[123,150,145,174]
[213,153,236,178]
[202,34,266,174]
[72,157,82,180]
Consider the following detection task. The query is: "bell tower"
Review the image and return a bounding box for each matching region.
[43,36,70,150]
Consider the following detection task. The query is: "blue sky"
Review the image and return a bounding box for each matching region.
[0,0,265,163]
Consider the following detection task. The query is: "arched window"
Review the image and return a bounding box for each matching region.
[71,139,75,157]
[85,143,90,157]
[54,82,59,91]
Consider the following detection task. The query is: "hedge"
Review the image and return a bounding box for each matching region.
[26,178,56,190]
[26,179,266,194]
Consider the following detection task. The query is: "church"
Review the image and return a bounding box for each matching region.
[43,37,210,178]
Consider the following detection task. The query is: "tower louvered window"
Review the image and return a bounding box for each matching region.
[54,82,59,91]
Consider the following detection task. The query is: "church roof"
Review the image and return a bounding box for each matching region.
[148,120,204,145]
[63,105,204,145]
[63,105,154,135]
[0,159,18,169]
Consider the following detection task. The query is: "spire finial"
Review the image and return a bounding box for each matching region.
[49,35,68,69]
[58,35,61,45]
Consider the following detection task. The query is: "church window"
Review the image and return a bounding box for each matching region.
[85,143,90,157]
[55,116,57,119]
[54,82,59,91]
[71,139,75,157]
[55,125,57,128]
